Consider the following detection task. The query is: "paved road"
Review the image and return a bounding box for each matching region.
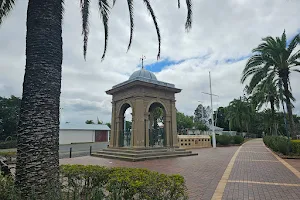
[0,142,109,159]
[59,142,109,158]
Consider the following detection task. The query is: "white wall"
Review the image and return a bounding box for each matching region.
[59,130,95,144]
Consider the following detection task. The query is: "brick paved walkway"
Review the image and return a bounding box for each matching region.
[60,139,300,200]
[222,139,300,200]
[60,146,238,200]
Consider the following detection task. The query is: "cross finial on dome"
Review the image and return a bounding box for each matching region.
[140,55,146,69]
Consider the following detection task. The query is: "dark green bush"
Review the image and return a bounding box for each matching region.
[0,141,17,149]
[233,136,244,144]
[60,164,188,200]
[216,135,231,145]
[291,140,300,155]
[263,136,292,155]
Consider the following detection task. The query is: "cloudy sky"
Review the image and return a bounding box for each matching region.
[0,0,299,124]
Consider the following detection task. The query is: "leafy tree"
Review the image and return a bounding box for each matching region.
[85,120,95,124]
[105,122,111,128]
[241,30,300,137]
[0,96,21,141]
[214,107,229,131]
[194,104,211,125]
[194,121,209,131]
[1,0,193,196]
[97,117,103,124]
[176,112,193,134]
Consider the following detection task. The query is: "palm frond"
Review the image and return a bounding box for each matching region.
[287,33,299,55]
[0,0,15,25]
[288,49,300,64]
[293,69,300,73]
[262,36,278,48]
[281,30,287,49]
[126,0,134,52]
[113,0,116,6]
[178,0,180,8]
[242,55,264,75]
[185,0,192,31]
[143,0,161,59]
[80,0,90,60]
[98,0,111,61]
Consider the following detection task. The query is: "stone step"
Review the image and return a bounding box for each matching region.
[95,149,193,158]
[91,151,198,162]
[103,147,186,154]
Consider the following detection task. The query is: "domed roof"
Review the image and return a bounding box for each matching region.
[129,68,157,81]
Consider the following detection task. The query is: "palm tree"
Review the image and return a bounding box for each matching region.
[245,77,281,135]
[226,97,253,133]
[1,0,193,198]
[241,30,300,137]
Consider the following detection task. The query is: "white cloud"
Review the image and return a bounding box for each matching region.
[0,0,299,124]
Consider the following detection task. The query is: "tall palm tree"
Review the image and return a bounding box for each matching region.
[241,30,300,137]
[245,77,281,135]
[226,97,253,133]
[1,0,193,198]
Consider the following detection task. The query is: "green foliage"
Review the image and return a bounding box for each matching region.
[177,112,193,134]
[0,140,16,149]
[215,135,244,146]
[233,136,244,144]
[291,140,300,155]
[194,121,209,131]
[0,151,16,157]
[0,173,17,200]
[105,122,111,128]
[85,120,95,124]
[60,165,188,200]
[216,135,231,145]
[0,96,21,141]
[263,136,290,155]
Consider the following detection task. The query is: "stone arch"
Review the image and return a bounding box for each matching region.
[116,100,134,147]
[146,99,169,116]
[117,100,134,117]
[147,101,168,147]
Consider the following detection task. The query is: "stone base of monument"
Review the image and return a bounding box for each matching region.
[91,147,198,162]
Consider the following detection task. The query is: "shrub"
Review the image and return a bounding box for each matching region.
[0,141,17,149]
[216,135,231,145]
[291,140,300,155]
[233,136,244,144]
[263,136,295,155]
[60,165,188,200]
[0,172,17,200]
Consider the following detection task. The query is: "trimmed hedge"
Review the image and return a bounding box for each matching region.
[0,141,17,149]
[60,165,188,200]
[263,136,300,156]
[1,165,188,200]
[215,135,244,146]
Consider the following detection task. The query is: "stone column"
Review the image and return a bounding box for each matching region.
[165,115,171,147]
[115,117,121,147]
[130,113,134,147]
[144,112,150,147]
[132,98,145,147]
[171,100,179,147]
[109,102,116,147]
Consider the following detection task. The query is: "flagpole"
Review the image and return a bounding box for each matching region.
[209,72,217,148]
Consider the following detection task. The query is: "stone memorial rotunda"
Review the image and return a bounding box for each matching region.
[92,66,197,161]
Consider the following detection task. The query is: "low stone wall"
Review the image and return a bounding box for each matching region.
[177,135,211,149]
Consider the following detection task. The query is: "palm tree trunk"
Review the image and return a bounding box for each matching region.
[15,0,63,198]
[270,98,276,135]
[282,76,295,138]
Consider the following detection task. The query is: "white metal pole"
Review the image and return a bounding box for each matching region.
[209,72,216,148]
